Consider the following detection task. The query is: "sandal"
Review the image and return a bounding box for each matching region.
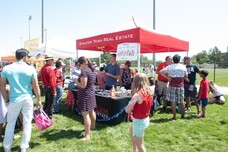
[80,136,90,141]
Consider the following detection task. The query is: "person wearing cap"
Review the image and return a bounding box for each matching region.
[40,55,56,119]
[159,54,188,120]
[183,56,200,114]
[156,56,172,110]
[54,60,64,114]
[0,48,42,152]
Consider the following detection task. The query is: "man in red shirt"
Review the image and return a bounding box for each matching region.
[156,56,172,110]
[40,56,56,119]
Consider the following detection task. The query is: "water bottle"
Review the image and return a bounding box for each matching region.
[110,85,116,97]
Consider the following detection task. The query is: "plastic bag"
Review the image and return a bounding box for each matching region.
[33,108,52,131]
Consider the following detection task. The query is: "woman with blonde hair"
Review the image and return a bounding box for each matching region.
[208,80,226,104]
[125,73,153,152]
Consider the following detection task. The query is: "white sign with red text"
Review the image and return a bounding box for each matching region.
[117,43,138,61]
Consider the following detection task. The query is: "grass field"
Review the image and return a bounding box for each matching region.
[195,68,228,87]
[144,68,228,87]
[1,94,228,152]
[65,67,228,86]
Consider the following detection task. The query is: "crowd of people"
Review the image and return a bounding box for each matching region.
[0,48,227,152]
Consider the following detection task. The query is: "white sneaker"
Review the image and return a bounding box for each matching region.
[4,148,11,152]
[21,148,27,152]
[185,108,191,113]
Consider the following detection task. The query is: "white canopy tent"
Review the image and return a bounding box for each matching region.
[29,36,76,58]
[0,49,14,57]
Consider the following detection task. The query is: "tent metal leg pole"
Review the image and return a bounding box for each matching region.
[137,43,140,72]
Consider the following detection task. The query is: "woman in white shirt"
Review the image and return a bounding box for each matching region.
[208,81,226,104]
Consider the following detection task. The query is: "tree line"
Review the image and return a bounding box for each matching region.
[192,46,228,68]
[66,46,228,69]
[192,46,228,64]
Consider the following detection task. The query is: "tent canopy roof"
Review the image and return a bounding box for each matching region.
[76,27,189,53]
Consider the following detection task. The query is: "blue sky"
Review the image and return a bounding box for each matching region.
[0,0,228,60]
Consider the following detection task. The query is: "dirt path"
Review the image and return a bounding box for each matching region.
[218,86,228,95]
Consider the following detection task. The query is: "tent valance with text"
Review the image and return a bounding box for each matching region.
[76,27,189,53]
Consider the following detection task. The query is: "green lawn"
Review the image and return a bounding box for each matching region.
[67,67,228,86]
[195,68,228,87]
[147,68,228,87]
[1,95,228,152]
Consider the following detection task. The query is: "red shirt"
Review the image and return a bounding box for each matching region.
[199,78,209,98]
[55,68,63,87]
[156,62,169,82]
[132,90,153,119]
[40,64,56,94]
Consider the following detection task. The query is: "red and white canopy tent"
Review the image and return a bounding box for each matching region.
[76,27,189,70]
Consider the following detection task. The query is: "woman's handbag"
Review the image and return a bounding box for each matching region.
[33,108,52,131]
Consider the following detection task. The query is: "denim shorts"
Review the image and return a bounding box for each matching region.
[132,116,150,137]
[198,98,208,107]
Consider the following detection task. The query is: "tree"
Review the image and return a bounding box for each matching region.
[222,48,228,61]
[195,50,210,64]
[208,46,222,63]
[100,52,111,64]
[140,55,150,68]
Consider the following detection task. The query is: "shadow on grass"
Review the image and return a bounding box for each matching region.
[29,141,41,150]
[56,102,126,131]
[151,113,199,123]
[155,107,172,114]
[220,120,227,125]
[57,108,111,131]
[39,129,85,141]
[0,141,40,152]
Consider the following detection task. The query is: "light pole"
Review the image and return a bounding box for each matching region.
[20,37,23,48]
[41,0,44,43]
[28,15,32,40]
[152,0,156,68]
[44,28,47,46]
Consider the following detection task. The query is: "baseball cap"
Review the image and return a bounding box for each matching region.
[183,56,191,60]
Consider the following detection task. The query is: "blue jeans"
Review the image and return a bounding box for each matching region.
[54,86,63,113]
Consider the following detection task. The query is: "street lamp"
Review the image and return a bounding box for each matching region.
[41,0,44,43]
[44,28,47,46]
[152,0,156,68]
[20,37,23,48]
[28,15,32,40]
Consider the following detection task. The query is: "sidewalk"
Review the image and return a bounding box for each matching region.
[218,86,228,95]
